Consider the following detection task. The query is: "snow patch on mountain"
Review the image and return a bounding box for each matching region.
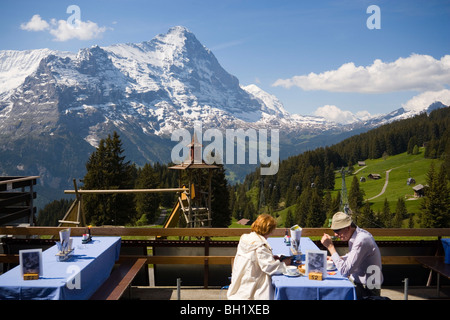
[0,49,53,96]
[241,84,289,118]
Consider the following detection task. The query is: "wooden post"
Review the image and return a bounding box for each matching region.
[28,181,34,226]
[208,170,212,227]
[204,236,210,288]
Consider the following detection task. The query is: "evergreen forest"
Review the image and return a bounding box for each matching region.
[38,107,450,228]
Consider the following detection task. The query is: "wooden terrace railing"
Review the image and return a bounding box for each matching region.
[1,227,449,288]
[1,226,449,263]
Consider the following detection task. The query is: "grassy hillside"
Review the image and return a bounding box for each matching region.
[250,147,442,229]
[332,147,441,215]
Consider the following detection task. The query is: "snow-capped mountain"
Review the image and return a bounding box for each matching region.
[0,26,447,204]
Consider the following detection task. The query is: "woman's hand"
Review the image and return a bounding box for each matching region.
[274,255,292,265]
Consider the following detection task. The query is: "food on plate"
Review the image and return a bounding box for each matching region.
[297,264,305,274]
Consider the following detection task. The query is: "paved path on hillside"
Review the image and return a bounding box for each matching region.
[368,169,392,200]
[353,166,367,174]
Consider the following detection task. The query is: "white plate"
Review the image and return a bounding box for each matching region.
[283,271,301,277]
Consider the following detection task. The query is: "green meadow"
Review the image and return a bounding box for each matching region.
[332,147,441,214]
[265,148,443,230]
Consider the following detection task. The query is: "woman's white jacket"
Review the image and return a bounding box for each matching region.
[227,232,287,300]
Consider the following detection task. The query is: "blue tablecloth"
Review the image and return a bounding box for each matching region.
[269,237,356,300]
[442,238,450,264]
[0,236,121,300]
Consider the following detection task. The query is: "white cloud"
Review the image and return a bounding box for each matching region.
[49,19,107,42]
[313,90,450,124]
[313,105,364,124]
[20,14,107,41]
[402,89,450,112]
[20,14,50,31]
[355,110,374,120]
[273,54,450,94]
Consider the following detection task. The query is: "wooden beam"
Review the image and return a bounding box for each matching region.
[64,188,187,194]
[381,256,431,265]
[90,258,147,300]
[0,254,437,266]
[365,228,450,237]
[0,176,39,186]
[120,255,235,265]
[0,254,234,265]
[0,254,19,263]
[1,226,450,238]
[1,253,432,266]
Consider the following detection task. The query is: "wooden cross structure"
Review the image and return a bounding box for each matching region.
[167,133,218,228]
[61,134,218,228]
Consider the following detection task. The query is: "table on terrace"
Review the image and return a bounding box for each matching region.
[269,237,356,300]
[0,236,121,300]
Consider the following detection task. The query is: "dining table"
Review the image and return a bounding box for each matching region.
[269,237,356,300]
[0,236,121,300]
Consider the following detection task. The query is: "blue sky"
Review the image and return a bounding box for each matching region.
[1,0,450,122]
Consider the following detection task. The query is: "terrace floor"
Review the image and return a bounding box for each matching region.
[127,285,450,300]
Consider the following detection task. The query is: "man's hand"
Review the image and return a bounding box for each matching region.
[321,233,337,256]
[321,233,333,248]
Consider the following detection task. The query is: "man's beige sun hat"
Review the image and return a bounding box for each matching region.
[331,211,352,230]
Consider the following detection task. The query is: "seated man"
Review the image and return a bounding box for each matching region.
[321,212,383,300]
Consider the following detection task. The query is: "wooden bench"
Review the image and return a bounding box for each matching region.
[90,258,147,300]
[415,256,450,297]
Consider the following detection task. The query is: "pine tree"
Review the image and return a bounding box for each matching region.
[285,208,295,227]
[37,199,73,226]
[381,198,392,228]
[83,132,136,225]
[324,163,336,190]
[359,201,378,228]
[407,136,417,154]
[306,189,325,227]
[269,185,280,210]
[325,192,341,227]
[349,175,365,217]
[135,163,161,225]
[295,187,311,227]
[392,197,408,228]
[408,214,415,228]
[244,200,256,221]
[420,162,450,227]
[233,184,248,220]
[210,165,232,227]
[321,192,332,227]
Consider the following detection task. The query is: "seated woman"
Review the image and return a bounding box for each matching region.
[227,214,291,300]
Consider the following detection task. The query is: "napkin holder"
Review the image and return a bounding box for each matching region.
[55,241,74,262]
[290,244,304,263]
[56,249,74,261]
